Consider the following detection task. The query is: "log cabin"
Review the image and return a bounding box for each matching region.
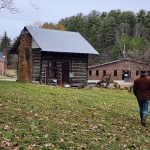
[10,26,99,87]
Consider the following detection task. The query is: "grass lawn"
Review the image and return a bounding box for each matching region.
[0,75,9,79]
[0,69,17,79]
[6,69,17,76]
[0,81,150,149]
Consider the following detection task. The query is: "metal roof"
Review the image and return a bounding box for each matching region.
[25,26,99,54]
[88,58,142,68]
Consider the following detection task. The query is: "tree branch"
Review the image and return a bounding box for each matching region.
[0,0,19,13]
[29,0,39,9]
[0,0,38,14]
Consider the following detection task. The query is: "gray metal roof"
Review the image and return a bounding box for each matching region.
[0,52,4,61]
[88,58,139,68]
[25,26,99,54]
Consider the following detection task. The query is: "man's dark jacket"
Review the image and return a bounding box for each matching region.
[133,76,150,100]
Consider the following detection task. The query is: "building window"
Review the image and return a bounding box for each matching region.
[96,70,99,76]
[114,70,117,76]
[103,70,106,76]
[136,70,139,76]
[147,71,150,76]
[48,61,57,79]
[89,70,92,76]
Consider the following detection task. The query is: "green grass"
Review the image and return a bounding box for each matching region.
[0,75,10,78]
[0,81,150,149]
[6,69,17,76]
[0,69,17,78]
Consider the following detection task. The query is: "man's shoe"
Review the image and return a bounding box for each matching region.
[141,114,147,127]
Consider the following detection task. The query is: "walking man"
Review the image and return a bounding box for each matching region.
[133,70,150,126]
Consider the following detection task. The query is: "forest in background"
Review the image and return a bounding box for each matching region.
[1,9,150,67]
[59,9,150,65]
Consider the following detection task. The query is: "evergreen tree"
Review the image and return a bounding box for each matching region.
[0,31,12,65]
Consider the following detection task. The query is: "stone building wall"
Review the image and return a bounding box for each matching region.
[3,50,7,76]
[0,61,2,74]
[0,50,7,75]
[17,35,32,82]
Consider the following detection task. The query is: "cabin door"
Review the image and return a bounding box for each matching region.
[62,62,69,83]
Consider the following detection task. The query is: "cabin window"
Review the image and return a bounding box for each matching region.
[103,70,106,76]
[49,61,52,67]
[49,69,57,79]
[114,70,117,76]
[96,70,99,76]
[147,71,150,76]
[89,70,92,76]
[48,61,57,79]
[49,61,57,67]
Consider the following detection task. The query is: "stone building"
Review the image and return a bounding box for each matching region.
[0,50,7,75]
[88,58,150,81]
[10,26,99,86]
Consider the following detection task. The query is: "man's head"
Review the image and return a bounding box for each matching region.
[140,70,146,77]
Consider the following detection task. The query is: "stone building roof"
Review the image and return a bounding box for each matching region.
[88,58,139,68]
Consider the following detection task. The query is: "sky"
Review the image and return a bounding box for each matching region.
[0,0,150,40]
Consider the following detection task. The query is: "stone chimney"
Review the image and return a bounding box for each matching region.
[17,34,32,82]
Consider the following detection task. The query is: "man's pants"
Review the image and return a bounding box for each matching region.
[138,100,149,114]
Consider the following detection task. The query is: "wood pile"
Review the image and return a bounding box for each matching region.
[96,80,133,91]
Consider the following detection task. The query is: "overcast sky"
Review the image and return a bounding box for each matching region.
[0,0,150,40]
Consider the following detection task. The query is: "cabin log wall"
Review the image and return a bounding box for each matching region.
[32,48,41,82]
[40,53,88,86]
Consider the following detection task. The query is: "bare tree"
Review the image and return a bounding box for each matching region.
[0,0,19,13]
[27,21,43,28]
[29,0,38,9]
[127,49,150,71]
[133,23,149,38]
[0,0,38,14]
[114,23,130,41]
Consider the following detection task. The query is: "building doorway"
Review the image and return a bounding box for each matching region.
[122,70,130,80]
